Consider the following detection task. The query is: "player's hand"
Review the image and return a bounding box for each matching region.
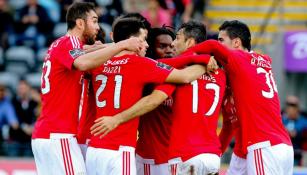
[206,56,218,73]
[90,116,120,138]
[119,37,142,52]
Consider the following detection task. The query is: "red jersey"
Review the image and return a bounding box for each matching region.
[220,89,246,158]
[136,84,175,164]
[190,40,292,154]
[89,54,173,150]
[169,64,226,161]
[33,36,85,139]
[77,76,96,144]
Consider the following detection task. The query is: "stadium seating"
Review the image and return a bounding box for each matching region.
[36,47,48,62]
[0,72,19,93]
[205,0,307,47]
[5,46,35,75]
[53,22,67,39]
[25,72,42,89]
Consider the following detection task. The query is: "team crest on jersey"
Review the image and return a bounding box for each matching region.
[157,62,172,70]
[69,49,85,59]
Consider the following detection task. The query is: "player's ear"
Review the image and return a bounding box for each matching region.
[76,18,85,30]
[233,38,242,49]
[187,38,196,48]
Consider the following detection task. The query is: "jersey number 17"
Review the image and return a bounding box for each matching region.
[191,80,220,116]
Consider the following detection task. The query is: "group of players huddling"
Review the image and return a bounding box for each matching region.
[31,2,294,175]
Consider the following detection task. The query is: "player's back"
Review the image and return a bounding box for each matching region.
[227,50,291,153]
[33,36,84,139]
[169,68,226,161]
[89,54,172,150]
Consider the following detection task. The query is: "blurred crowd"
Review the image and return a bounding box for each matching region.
[281,95,307,166]
[0,0,208,51]
[0,78,40,157]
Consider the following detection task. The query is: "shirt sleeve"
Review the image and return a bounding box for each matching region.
[154,84,176,97]
[55,36,85,70]
[158,54,211,68]
[188,39,236,66]
[135,56,174,84]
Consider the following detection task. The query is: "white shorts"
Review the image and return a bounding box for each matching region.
[247,142,294,175]
[31,133,86,175]
[136,154,169,175]
[79,139,90,161]
[226,153,247,175]
[79,144,88,161]
[168,153,220,175]
[86,146,136,175]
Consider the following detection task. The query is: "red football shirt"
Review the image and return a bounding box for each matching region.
[33,36,85,139]
[136,84,175,164]
[169,64,226,161]
[190,40,292,154]
[77,76,96,144]
[220,90,246,158]
[89,54,173,150]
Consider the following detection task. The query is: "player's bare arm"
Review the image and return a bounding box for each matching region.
[90,90,168,138]
[165,64,206,83]
[83,41,110,53]
[73,37,143,71]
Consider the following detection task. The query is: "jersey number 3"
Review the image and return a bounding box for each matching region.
[257,67,278,99]
[41,60,51,94]
[95,74,123,109]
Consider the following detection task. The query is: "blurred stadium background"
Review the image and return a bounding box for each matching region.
[0,0,306,174]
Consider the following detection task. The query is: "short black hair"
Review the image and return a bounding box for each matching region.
[179,20,207,44]
[146,27,175,58]
[112,17,147,43]
[66,2,96,30]
[219,20,251,51]
[113,13,151,31]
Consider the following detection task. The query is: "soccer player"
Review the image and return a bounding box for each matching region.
[85,17,212,175]
[135,27,176,175]
[31,2,143,175]
[167,20,226,175]
[76,14,150,161]
[77,27,107,160]
[146,27,176,58]
[189,20,293,175]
